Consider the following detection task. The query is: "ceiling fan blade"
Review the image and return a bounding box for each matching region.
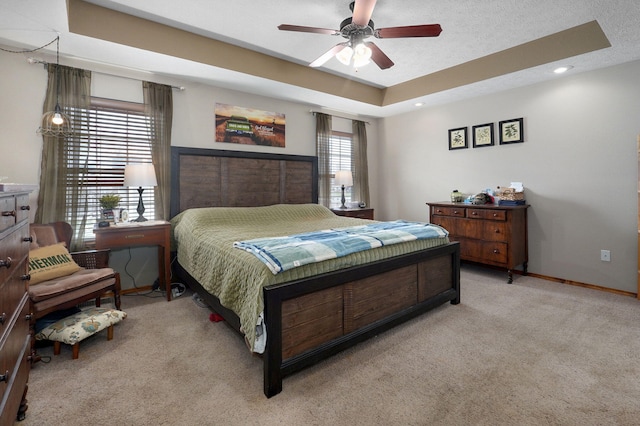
[309,43,348,67]
[365,42,394,69]
[376,24,443,38]
[352,0,377,27]
[278,24,339,35]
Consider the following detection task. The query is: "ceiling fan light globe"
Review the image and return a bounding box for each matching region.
[352,44,372,67]
[336,46,353,65]
[354,43,369,56]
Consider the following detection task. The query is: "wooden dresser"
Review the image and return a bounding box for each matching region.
[427,202,529,283]
[0,190,33,423]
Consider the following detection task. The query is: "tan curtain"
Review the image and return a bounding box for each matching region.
[143,82,173,220]
[316,113,332,207]
[352,119,370,207]
[35,64,91,250]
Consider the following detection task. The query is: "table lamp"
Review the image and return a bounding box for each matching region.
[335,170,353,209]
[123,163,157,222]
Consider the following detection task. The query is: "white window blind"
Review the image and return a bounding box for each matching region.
[329,131,353,206]
[66,97,154,242]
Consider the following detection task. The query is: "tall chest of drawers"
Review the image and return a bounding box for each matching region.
[428,202,529,283]
[0,191,33,424]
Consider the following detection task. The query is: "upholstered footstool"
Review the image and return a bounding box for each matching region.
[35,307,127,359]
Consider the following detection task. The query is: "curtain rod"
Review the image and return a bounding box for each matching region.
[28,58,185,91]
[310,110,370,125]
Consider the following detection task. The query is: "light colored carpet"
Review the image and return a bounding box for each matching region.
[19,265,640,426]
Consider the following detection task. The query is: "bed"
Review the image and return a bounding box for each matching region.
[170,147,460,397]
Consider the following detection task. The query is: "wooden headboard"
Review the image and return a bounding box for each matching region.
[170,147,318,218]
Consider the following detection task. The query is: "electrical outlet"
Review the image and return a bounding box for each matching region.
[600,250,611,262]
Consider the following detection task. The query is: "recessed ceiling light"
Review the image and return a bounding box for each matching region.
[414,102,424,107]
[553,65,573,74]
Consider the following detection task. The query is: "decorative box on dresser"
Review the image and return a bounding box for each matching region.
[0,189,34,424]
[330,208,374,220]
[427,202,529,283]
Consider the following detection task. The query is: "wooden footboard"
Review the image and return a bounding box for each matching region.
[175,242,460,398]
[263,241,460,397]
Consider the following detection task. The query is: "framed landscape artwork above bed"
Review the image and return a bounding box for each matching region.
[214,103,286,147]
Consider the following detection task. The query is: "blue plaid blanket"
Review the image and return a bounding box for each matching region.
[233,220,448,274]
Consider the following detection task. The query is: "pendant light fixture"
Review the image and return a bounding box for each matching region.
[37,36,73,138]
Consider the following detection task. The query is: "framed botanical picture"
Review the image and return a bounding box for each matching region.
[448,127,468,150]
[472,123,494,148]
[499,118,524,144]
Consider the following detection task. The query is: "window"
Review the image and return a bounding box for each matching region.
[67,97,154,243]
[328,131,354,206]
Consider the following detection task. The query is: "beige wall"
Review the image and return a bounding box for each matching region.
[0,48,380,289]
[2,47,638,293]
[377,60,640,293]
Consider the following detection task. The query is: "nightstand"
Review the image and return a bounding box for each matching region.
[93,220,172,301]
[331,207,374,220]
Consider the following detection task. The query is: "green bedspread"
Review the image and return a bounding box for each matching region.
[171,204,449,353]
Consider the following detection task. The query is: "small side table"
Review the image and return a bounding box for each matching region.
[331,207,374,220]
[94,220,173,301]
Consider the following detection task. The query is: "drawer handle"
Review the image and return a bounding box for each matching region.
[494,229,500,233]
[21,274,31,281]
[453,210,459,214]
[1,210,16,217]
[125,234,145,239]
[0,370,9,382]
[436,209,442,214]
[20,205,31,211]
[0,257,12,268]
[0,313,5,324]
[493,213,498,217]
[471,211,478,216]
[493,249,500,254]
[23,236,33,243]
[25,314,33,321]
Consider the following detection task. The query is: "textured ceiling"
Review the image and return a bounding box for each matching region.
[1,0,640,117]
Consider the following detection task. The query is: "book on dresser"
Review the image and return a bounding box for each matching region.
[427,201,529,283]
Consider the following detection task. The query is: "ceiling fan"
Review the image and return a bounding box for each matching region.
[278,0,442,70]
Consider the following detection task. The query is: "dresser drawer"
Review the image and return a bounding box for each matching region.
[0,223,29,288]
[429,216,457,234]
[15,194,31,223]
[95,225,167,249]
[431,216,483,240]
[431,205,466,218]
[0,295,30,408]
[481,241,509,264]
[331,208,374,220]
[467,208,506,221]
[0,257,29,340]
[482,221,508,242]
[345,209,373,220]
[0,196,16,233]
[461,239,508,265]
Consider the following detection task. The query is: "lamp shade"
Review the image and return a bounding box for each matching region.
[335,170,353,187]
[352,43,372,67]
[123,163,157,187]
[336,46,354,65]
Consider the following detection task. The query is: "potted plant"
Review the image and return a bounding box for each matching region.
[99,194,121,221]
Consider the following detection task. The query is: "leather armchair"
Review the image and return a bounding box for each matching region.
[28,222,121,345]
